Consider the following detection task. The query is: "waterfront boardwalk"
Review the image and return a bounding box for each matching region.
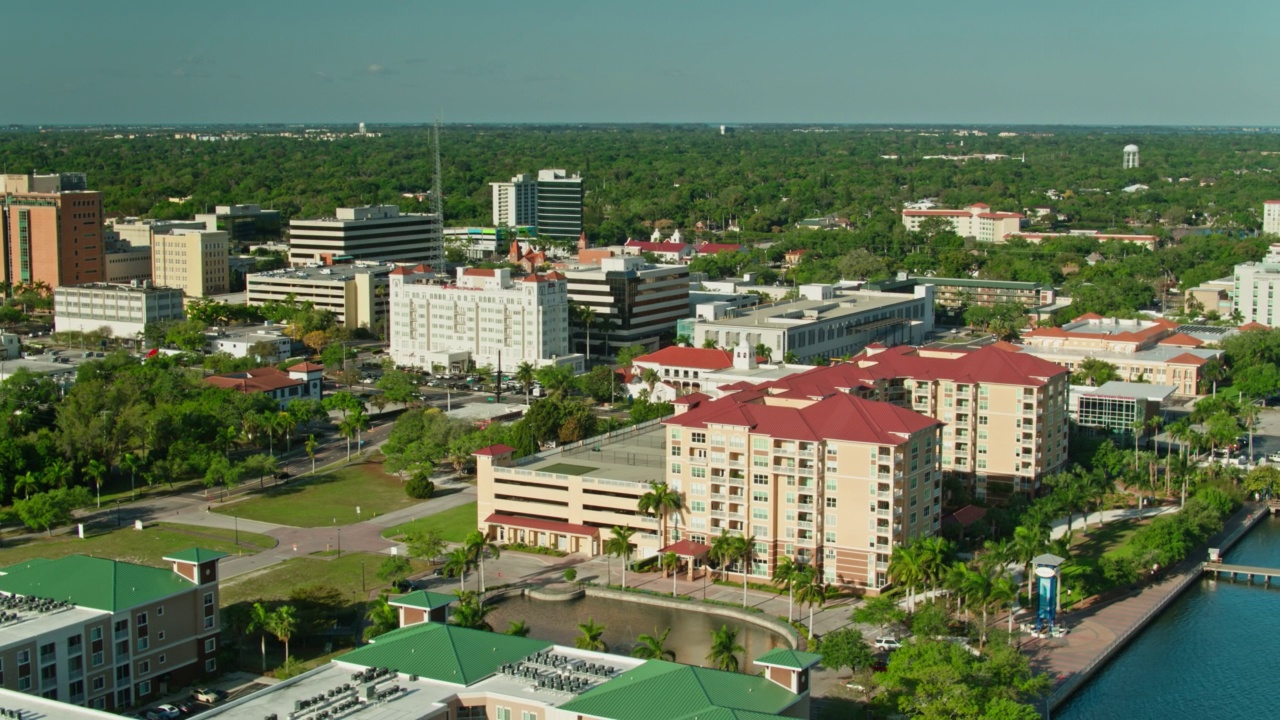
[1030,502,1267,710]
[1203,563,1280,584]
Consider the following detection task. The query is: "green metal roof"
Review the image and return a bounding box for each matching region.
[0,556,195,612]
[389,590,455,611]
[752,648,822,670]
[337,622,551,686]
[560,660,798,720]
[162,548,229,564]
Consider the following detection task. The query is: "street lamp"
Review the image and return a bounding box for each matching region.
[337,527,342,558]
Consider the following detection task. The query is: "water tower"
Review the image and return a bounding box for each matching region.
[1123,144,1140,169]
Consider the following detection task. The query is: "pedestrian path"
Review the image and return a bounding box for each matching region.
[1048,504,1178,541]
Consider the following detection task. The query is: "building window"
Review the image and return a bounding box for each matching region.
[139,660,150,675]
[137,680,151,696]
[156,606,164,617]
[670,463,681,475]
[691,432,706,444]
[205,638,217,653]
[826,497,838,508]
[159,654,166,665]
[496,707,512,720]
[157,631,165,641]
[137,637,149,652]
[205,659,217,672]
[93,676,105,691]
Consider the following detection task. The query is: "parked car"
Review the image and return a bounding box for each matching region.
[192,688,226,704]
[1268,451,1280,463]
[873,637,902,650]
[145,706,181,720]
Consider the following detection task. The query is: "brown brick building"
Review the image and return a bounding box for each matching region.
[1,189,105,289]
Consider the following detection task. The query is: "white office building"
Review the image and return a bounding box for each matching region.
[246,264,393,329]
[1264,200,1280,236]
[389,266,580,373]
[490,174,538,227]
[1233,244,1280,326]
[688,284,935,364]
[53,282,185,337]
[288,206,443,269]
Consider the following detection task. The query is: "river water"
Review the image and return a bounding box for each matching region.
[1057,514,1280,719]
[485,594,787,671]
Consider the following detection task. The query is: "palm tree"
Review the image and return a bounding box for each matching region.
[794,567,826,639]
[605,526,635,588]
[43,458,72,490]
[754,343,773,363]
[732,534,757,608]
[990,576,1019,644]
[84,459,107,508]
[916,536,954,598]
[450,591,496,630]
[278,411,298,453]
[709,531,737,582]
[575,618,607,651]
[215,425,239,458]
[641,367,660,395]
[268,605,298,661]
[338,416,358,460]
[363,597,399,640]
[707,625,745,672]
[978,538,1015,580]
[515,362,536,405]
[637,481,682,546]
[464,531,501,598]
[247,602,273,671]
[576,304,597,362]
[1011,524,1048,605]
[505,620,531,637]
[443,547,473,593]
[631,627,675,660]
[958,566,994,649]
[14,471,42,500]
[350,408,371,456]
[772,556,802,622]
[887,543,925,612]
[305,434,318,475]
[119,452,142,498]
[661,552,680,596]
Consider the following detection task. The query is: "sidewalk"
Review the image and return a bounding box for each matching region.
[1048,504,1179,541]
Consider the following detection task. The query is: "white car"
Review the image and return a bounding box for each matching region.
[1268,452,1280,463]
[873,637,902,650]
[145,707,181,720]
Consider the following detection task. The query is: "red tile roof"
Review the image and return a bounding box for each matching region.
[665,391,939,445]
[462,268,497,277]
[623,240,690,254]
[473,444,516,457]
[484,513,599,537]
[287,362,325,373]
[1239,322,1270,331]
[634,346,735,371]
[695,243,742,254]
[388,266,413,276]
[770,343,1066,390]
[661,539,711,557]
[943,504,988,528]
[673,392,711,405]
[1166,352,1209,366]
[1157,333,1204,348]
[969,203,990,209]
[206,366,302,395]
[903,209,970,217]
[1023,317,1176,344]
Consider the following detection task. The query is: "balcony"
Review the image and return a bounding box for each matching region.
[796,520,814,530]
[875,561,889,571]
[711,510,727,519]
[876,507,890,517]
[797,502,815,511]
[710,492,727,501]
[727,476,745,486]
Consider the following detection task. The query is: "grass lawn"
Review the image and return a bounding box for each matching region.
[213,459,418,528]
[539,463,596,476]
[1060,516,1149,609]
[381,502,478,543]
[0,522,275,569]
[219,551,433,607]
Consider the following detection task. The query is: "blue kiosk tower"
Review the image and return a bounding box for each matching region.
[1033,553,1066,632]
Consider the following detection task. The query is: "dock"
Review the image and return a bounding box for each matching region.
[1203,563,1280,585]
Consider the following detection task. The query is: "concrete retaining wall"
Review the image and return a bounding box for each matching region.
[582,587,801,649]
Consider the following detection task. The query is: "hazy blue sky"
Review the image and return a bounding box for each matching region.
[5,0,1277,125]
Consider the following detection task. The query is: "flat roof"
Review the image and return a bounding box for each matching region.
[1083,381,1177,401]
[445,402,528,423]
[248,264,394,282]
[1021,345,1222,365]
[0,605,104,651]
[509,424,668,485]
[0,687,121,719]
[697,291,920,329]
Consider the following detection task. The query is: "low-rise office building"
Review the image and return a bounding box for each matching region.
[564,256,690,356]
[205,362,323,408]
[53,282,185,338]
[1019,314,1221,396]
[1008,230,1160,250]
[106,218,207,248]
[194,204,281,246]
[204,324,297,362]
[0,548,225,711]
[1184,276,1235,317]
[288,206,443,269]
[388,266,580,373]
[865,273,1057,312]
[102,247,152,285]
[245,263,392,329]
[688,284,934,364]
[1069,381,1175,438]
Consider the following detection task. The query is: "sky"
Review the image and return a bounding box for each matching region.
[4,0,1278,126]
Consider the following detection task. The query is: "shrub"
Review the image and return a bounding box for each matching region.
[405,474,434,499]
[564,568,578,583]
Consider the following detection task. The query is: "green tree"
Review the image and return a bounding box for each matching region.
[637,481,682,546]
[514,361,537,405]
[450,591,497,631]
[819,628,875,676]
[268,605,299,661]
[575,618,607,651]
[15,487,92,536]
[363,596,399,640]
[706,625,745,672]
[1071,358,1120,387]
[247,602,274,671]
[631,627,676,661]
[505,620,531,637]
[304,434,318,475]
[377,368,421,407]
[852,594,907,637]
[406,528,447,563]
[83,458,107,508]
[442,547,474,593]
[604,526,636,588]
[464,530,502,596]
[377,555,412,586]
[794,566,826,639]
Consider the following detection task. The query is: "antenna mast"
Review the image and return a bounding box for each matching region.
[432,122,444,220]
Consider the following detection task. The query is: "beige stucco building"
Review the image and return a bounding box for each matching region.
[151,229,230,297]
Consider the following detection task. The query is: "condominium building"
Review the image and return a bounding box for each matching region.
[287,206,443,269]
[195,607,815,720]
[490,174,538,227]
[245,263,392,329]
[1234,243,1280,326]
[193,204,281,246]
[781,344,1071,500]
[53,282,185,337]
[1264,201,1280,236]
[688,284,934,364]
[388,266,580,373]
[1,188,104,288]
[664,385,943,591]
[900,203,1023,243]
[1008,230,1159,250]
[536,169,584,241]
[865,273,1058,311]
[151,229,230,297]
[0,548,225,711]
[1019,314,1222,396]
[564,256,690,356]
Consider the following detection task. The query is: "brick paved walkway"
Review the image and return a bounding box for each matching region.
[1029,503,1266,709]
